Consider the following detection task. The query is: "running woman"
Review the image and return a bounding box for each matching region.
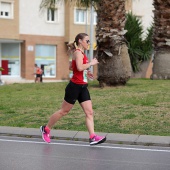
[40,33,106,145]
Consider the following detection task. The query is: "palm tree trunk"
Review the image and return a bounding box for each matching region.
[96,0,132,87]
[151,0,170,79]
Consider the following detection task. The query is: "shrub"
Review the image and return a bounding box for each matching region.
[125,13,153,72]
[0,67,4,71]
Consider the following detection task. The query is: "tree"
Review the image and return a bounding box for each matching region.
[96,0,131,87]
[40,0,132,87]
[124,13,153,72]
[151,0,170,80]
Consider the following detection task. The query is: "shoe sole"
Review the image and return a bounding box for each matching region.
[90,137,106,145]
[40,126,50,143]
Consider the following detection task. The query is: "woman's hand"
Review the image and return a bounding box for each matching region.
[87,70,94,80]
[89,58,99,66]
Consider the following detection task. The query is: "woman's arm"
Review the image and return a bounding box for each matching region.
[69,61,73,71]
[74,51,99,71]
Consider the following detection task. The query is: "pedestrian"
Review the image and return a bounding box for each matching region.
[40,66,44,83]
[34,64,42,83]
[40,33,106,145]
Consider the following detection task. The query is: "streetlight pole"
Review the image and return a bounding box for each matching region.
[89,1,94,73]
[85,8,88,56]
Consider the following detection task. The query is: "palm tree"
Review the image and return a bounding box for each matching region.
[40,0,132,87]
[151,0,170,80]
[95,0,131,87]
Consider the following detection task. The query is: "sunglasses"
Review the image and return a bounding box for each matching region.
[86,40,90,44]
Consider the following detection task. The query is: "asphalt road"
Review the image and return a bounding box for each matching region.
[0,136,170,170]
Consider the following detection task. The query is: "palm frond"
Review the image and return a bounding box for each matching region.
[40,0,100,11]
[40,0,57,11]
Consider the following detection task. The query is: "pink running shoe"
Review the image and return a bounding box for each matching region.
[89,135,106,145]
[40,126,51,143]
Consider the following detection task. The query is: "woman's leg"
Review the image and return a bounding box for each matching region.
[35,75,37,83]
[46,100,74,129]
[80,100,95,135]
[80,100,106,145]
[40,100,73,143]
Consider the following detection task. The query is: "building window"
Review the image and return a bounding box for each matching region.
[35,45,56,77]
[75,8,97,25]
[1,43,20,76]
[75,9,86,24]
[47,8,58,22]
[0,1,13,19]
[88,11,97,25]
[93,11,97,25]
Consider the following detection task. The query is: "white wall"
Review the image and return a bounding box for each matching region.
[132,0,154,33]
[19,0,65,36]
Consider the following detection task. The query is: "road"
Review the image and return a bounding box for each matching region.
[0,136,170,170]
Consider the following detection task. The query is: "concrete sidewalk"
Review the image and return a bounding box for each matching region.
[0,126,170,147]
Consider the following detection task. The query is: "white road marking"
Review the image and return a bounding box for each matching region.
[0,138,170,153]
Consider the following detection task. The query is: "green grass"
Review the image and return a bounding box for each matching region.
[0,79,170,136]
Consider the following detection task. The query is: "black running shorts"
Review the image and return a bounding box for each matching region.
[64,81,91,104]
[36,74,41,78]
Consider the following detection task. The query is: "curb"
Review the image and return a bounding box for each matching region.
[0,126,170,147]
